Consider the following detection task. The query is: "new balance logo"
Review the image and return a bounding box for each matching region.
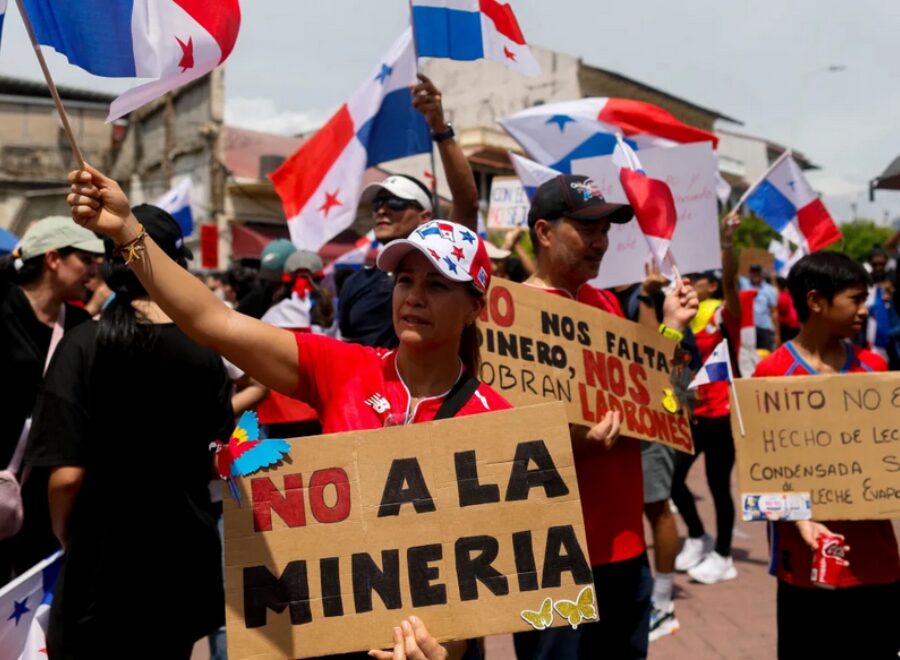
[365,393,391,414]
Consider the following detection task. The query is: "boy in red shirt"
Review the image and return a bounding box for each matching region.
[753,251,900,659]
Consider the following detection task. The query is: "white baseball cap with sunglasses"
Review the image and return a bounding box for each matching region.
[360,175,433,213]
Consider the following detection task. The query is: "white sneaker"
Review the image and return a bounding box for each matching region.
[649,601,680,642]
[674,534,713,572]
[688,551,738,584]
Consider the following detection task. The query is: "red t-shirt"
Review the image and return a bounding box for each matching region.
[292,333,511,433]
[754,342,900,588]
[691,301,740,418]
[777,290,799,330]
[527,283,646,566]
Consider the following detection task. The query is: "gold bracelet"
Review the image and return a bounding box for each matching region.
[658,323,685,343]
[114,224,148,265]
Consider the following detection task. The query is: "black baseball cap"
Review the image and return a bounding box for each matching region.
[528,175,634,227]
[103,204,193,261]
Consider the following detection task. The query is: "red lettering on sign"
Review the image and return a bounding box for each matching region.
[252,474,306,532]
[309,468,352,523]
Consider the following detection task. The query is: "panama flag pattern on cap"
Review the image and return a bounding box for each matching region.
[377,220,492,293]
[20,0,240,121]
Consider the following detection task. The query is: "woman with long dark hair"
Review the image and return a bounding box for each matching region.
[0,217,103,583]
[26,205,234,657]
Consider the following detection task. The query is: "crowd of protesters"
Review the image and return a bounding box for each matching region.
[0,73,898,660]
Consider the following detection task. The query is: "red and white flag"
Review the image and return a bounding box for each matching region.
[613,137,678,269]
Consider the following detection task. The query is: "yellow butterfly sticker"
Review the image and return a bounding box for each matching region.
[520,597,553,630]
[553,585,598,629]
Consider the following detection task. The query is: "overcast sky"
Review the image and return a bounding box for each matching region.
[2,0,898,226]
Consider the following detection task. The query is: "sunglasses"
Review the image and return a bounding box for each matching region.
[372,196,422,212]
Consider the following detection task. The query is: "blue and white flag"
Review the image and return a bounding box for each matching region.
[0,551,62,660]
[509,152,560,200]
[154,178,194,237]
[688,338,733,389]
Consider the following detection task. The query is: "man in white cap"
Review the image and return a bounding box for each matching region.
[338,74,479,348]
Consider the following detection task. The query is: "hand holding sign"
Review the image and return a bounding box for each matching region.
[369,617,449,660]
[662,280,699,331]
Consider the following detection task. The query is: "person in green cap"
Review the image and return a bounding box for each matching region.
[0,215,104,584]
[236,238,296,319]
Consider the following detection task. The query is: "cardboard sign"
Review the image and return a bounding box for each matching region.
[571,142,722,288]
[476,280,693,453]
[732,373,900,520]
[738,247,775,278]
[224,403,595,659]
[487,176,530,230]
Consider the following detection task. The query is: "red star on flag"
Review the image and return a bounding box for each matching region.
[176,36,194,72]
[503,46,517,62]
[318,190,342,217]
[451,246,465,261]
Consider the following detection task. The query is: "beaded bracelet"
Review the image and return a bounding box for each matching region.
[114,223,148,265]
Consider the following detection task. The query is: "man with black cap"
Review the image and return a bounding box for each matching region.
[338,74,479,347]
[515,175,697,660]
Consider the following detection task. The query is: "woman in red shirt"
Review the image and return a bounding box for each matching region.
[67,165,515,659]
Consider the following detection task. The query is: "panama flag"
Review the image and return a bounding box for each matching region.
[688,339,733,389]
[613,137,678,268]
[767,238,806,277]
[411,0,540,77]
[499,97,717,174]
[153,178,193,237]
[20,0,240,121]
[271,28,430,251]
[509,152,560,200]
[0,551,62,660]
[323,230,380,275]
[744,154,841,252]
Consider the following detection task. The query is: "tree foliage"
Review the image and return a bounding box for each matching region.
[830,220,894,261]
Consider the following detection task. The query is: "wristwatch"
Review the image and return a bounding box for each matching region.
[432,123,455,143]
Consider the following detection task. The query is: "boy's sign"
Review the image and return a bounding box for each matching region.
[732,373,900,520]
[224,403,594,659]
[476,280,693,453]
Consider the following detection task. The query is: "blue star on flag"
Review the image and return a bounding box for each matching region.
[8,598,29,625]
[443,255,458,273]
[460,230,476,244]
[546,114,575,133]
[787,180,796,191]
[375,63,393,84]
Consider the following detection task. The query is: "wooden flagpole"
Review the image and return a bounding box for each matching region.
[14,0,85,168]
[724,338,746,436]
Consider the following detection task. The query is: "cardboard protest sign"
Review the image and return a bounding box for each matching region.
[738,247,775,278]
[487,176,530,230]
[476,280,693,453]
[732,373,900,521]
[224,403,596,659]
[571,142,721,288]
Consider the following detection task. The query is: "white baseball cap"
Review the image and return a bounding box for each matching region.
[360,175,433,212]
[376,220,492,294]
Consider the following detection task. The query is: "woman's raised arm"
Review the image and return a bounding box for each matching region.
[68,164,299,395]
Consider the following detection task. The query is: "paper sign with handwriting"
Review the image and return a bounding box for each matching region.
[487,176,530,230]
[224,403,595,659]
[732,373,900,520]
[476,280,693,453]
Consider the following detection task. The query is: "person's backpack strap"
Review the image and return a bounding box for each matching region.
[434,374,480,421]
